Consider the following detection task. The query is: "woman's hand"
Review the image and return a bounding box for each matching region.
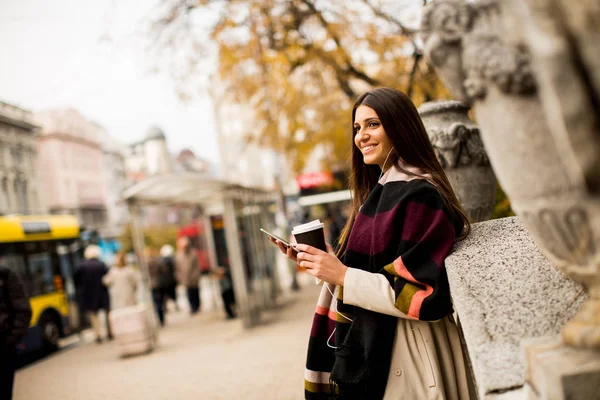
[295,243,348,286]
[268,237,298,263]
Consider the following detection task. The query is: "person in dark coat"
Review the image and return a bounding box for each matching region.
[160,244,178,311]
[146,247,170,326]
[215,266,236,319]
[74,245,113,343]
[0,258,32,400]
[175,238,201,315]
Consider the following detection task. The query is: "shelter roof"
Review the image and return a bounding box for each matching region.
[121,172,274,206]
[146,126,166,140]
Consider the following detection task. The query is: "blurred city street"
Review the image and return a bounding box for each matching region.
[14,278,319,400]
[2,1,599,399]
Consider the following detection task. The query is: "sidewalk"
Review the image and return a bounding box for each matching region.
[15,278,320,400]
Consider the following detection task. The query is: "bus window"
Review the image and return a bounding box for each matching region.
[0,246,27,282]
[70,242,82,273]
[27,253,55,296]
[56,244,75,298]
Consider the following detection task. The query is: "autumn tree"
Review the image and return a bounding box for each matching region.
[150,0,451,173]
[120,224,179,254]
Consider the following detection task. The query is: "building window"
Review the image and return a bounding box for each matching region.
[11,146,22,167]
[2,178,9,212]
[13,179,19,212]
[21,180,29,214]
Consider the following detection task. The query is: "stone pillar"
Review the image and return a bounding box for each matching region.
[421,1,600,398]
[418,100,496,222]
[223,193,260,328]
[127,202,160,338]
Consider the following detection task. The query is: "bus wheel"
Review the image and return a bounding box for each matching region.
[40,315,61,351]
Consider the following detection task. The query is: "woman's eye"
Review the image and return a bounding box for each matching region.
[369,122,379,128]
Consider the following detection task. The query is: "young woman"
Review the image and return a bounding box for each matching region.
[272,88,474,399]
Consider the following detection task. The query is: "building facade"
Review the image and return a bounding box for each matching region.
[125,126,173,181]
[124,126,174,226]
[174,148,211,174]
[98,123,129,237]
[0,101,45,215]
[36,108,108,230]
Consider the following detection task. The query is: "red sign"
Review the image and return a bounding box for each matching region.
[296,172,334,189]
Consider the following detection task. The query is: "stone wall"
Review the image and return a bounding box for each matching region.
[446,217,585,399]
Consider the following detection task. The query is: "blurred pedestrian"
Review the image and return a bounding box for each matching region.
[215,266,236,319]
[323,211,344,251]
[74,245,113,343]
[0,257,32,400]
[160,244,179,311]
[102,252,138,310]
[146,247,169,326]
[175,237,201,315]
[273,88,474,399]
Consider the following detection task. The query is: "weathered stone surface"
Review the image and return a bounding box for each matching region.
[422,0,600,351]
[514,0,600,193]
[446,217,585,398]
[419,100,496,222]
[523,336,600,400]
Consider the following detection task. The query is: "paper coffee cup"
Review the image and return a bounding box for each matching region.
[292,219,327,252]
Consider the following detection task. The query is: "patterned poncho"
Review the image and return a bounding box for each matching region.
[304,167,462,400]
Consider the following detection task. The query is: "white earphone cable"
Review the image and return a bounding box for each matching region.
[325,283,353,349]
[378,147,395,181]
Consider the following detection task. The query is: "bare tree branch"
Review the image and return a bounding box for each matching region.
[301,0,379,89]
[406,51,421,98]
[361,0,419,51]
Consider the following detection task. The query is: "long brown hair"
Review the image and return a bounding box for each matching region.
[337,87,471,257]
[114,252,128,268]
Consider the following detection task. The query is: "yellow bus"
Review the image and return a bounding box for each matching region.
[0,214,81,353]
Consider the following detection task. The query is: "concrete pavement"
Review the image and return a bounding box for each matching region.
[15,278,320,400]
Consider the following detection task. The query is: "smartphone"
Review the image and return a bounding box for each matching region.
[260,228,291,247]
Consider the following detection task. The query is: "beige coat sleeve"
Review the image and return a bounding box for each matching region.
[102,269,113,287]
[343,268,415,320]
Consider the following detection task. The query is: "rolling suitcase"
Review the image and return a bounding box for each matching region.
[108,304,158,357]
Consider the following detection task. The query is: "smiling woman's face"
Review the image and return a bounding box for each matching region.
[353,105,394,169]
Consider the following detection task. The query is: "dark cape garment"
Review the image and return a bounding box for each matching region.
[75,259,110,312]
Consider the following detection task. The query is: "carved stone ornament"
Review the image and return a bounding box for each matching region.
[421,0,536,104]
[422,0,600,351]
[419,100,495,222]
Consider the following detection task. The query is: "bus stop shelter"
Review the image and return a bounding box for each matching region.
[121,173,280,329]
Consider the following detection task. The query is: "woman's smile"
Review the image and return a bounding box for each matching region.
[362,144,378,154]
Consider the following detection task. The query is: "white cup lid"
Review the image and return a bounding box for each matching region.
[292,219,324,235]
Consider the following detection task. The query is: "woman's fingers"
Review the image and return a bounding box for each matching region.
[286,246,298,262]
[325,243,335,255]
[294,244,325,255]
[269,237,291,257]
[296,251,317,262]
[299,259,313,269]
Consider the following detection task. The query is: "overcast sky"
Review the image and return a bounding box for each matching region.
[0,0,220,164]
